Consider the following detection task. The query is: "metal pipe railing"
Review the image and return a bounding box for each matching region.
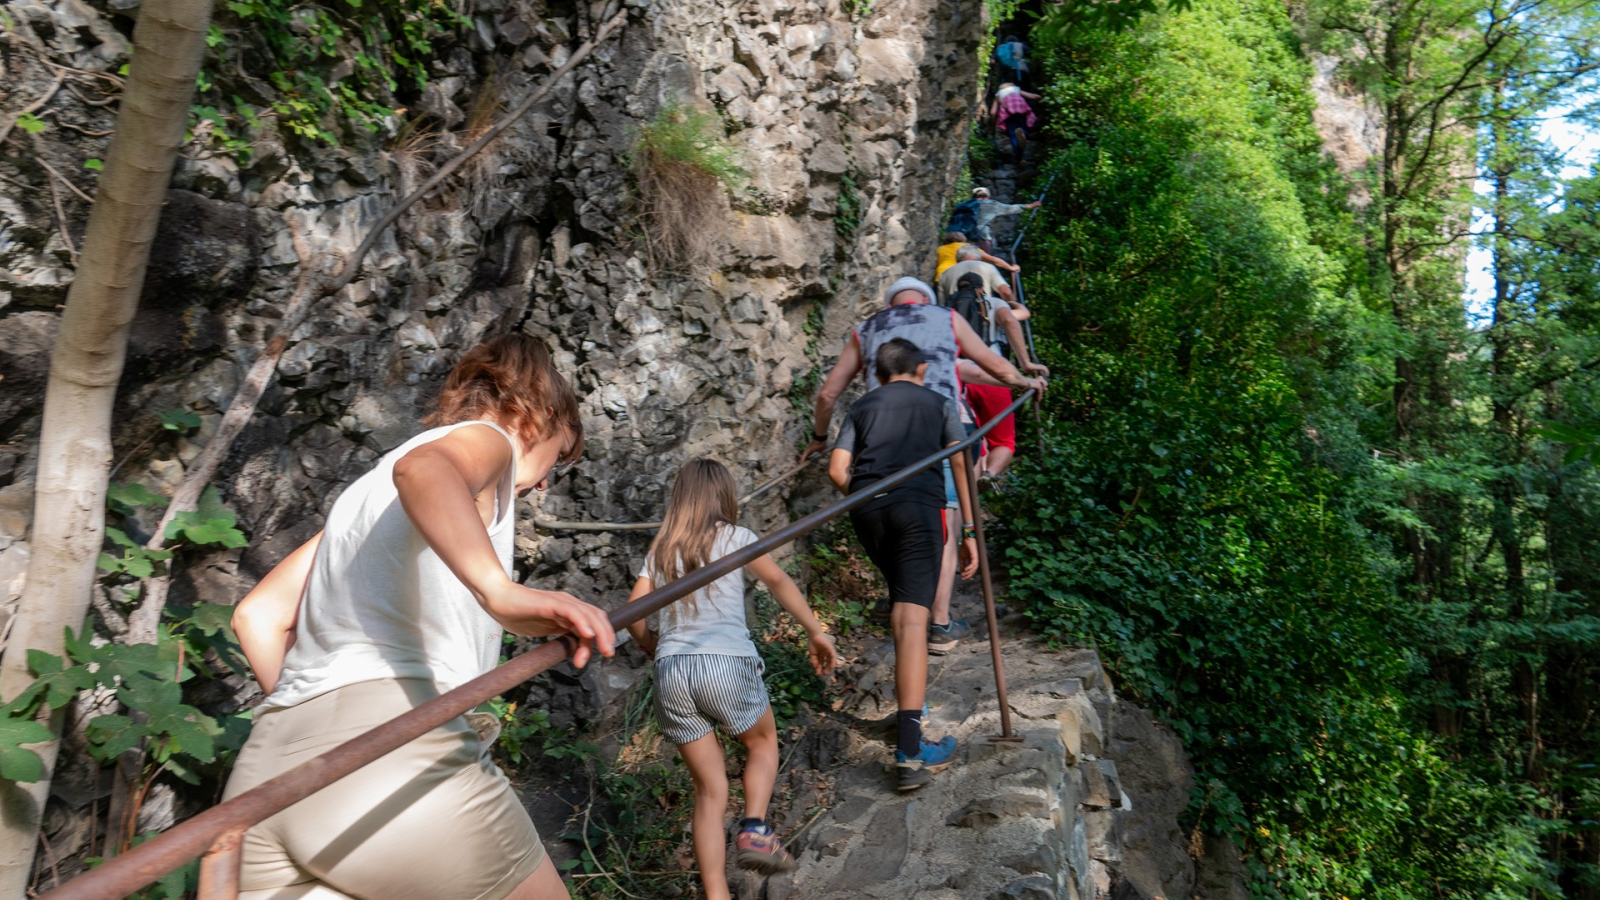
[961,441,1023,744]
[37,388,1038,900]
[1004,167,1060,366]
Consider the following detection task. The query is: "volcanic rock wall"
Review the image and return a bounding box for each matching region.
[0,0,987,641]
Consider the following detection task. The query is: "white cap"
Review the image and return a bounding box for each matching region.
[883,276,937,307]
[972,187,991,198]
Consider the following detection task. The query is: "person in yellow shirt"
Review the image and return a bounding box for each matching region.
[935,231,1019,280]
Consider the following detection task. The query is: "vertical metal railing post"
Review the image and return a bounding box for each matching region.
[196,830,244,900]
[964,446,1023,742]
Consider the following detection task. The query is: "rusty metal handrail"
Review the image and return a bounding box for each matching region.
[37,388,1037,900]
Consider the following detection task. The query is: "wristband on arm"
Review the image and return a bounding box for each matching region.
[962,523,977,540]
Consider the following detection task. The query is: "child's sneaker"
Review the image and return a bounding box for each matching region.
[928,619,973,654]
[734,825,796,874]
[894,736,958,791]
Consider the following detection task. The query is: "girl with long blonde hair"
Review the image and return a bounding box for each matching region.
[625,459,837,897]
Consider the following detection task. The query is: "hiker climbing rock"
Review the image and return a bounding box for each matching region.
[991,83,1041,159]
[993,34,1029,86]
[938,244,1016,304]
[827,338,976,790]
[801,277,1043,655]
[226,335,614,900]
[936,229,1018,280]
[624,459,837,898]
[941,254,1048,484]
[951,187,1041,252]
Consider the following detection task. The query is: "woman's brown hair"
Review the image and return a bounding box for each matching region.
[424,334,584,462]
[646,459,739,613]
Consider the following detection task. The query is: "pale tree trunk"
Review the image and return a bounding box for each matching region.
[0,0,213,891]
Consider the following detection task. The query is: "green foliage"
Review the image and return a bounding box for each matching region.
[999,0,1561,894]
[159,409,201,432]
[629,101,744,270]
[16,111,46,134]
[564,677,699,900]
[803,518,885,623]
[0,471,253,874]
[1536,422,1600,466]
[1,628,241,783]
[835,170,864,239]
[751,590,827,724]
[98,527,174,578]
[164,485,248,549]
[191,0,469,150]
[0,715,53,781]
[1037,0,1194,36]
[107,481,166,514]
[629,102,744,189]
[966,117,1000,182]
[787,304,826,422]
[482,696,563,768]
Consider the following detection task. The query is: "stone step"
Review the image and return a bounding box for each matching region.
[760,606,1117,900]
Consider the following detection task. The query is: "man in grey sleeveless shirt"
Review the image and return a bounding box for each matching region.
[801,276,1046,648]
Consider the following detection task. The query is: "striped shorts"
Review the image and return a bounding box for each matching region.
[653,654,769,745]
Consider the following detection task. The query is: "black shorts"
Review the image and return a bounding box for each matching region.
[850,502,942,608]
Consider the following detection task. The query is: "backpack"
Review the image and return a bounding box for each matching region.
[948,279,995,347]
[996,41,1025,69]
[946,199,982,236]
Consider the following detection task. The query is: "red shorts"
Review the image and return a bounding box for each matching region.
[966,383,1016,453]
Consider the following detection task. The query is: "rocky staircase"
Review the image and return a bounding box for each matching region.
[737,590,1197,900]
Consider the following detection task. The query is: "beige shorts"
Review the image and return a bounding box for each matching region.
[222,678,546,900]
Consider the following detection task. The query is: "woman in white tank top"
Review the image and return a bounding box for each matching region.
[224,335,615,900]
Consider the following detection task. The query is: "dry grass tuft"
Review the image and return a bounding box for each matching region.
[629,101,743,273]
[460,73,512,219]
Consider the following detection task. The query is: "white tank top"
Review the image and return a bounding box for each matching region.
[260,421,516,712]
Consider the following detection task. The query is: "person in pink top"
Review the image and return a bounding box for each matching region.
[991,83,1041,158]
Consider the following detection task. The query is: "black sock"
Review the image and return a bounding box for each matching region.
[739,817,768,833]
[897,709,923,758]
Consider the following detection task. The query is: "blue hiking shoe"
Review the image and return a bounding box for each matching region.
[894,736,958,791]
[928,619,973,654]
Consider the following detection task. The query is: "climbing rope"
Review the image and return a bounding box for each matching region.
[532,454,821,531]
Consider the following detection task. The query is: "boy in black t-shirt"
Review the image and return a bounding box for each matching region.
[829,337,978,790]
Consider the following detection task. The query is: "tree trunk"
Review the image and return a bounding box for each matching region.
[0,0,213,891]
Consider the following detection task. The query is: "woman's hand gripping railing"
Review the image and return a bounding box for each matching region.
[34,389,1038,900]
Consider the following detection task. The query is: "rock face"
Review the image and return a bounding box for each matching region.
[0,0,987,874]
[0,0,985,618]
[1306,52,1383,206]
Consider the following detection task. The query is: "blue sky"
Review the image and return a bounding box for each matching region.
[1463,110,1599,324]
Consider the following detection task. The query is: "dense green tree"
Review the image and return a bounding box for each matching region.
[994,0,1599,894]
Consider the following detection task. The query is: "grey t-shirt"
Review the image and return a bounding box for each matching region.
[973,199,1029,241]
[642,523,762,659]
[855,303,962,402]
